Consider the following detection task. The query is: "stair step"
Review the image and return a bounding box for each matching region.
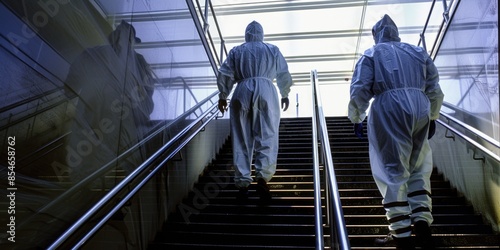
[348,234,500,249]
[148,117,500,249]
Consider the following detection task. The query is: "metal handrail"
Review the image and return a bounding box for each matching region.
[71,105,221,249]
[440,109,500,149]
[187,0,218,74]
[311,70,350,250]
[191,0,228,71]
[311,71,324,250]
[48,96,221,249]
[437,118,500,163]
[416,0,437,51]
[18,91,219,233]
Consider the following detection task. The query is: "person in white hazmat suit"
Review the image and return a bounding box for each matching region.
[217,21,293,201]
[348,15,444,250]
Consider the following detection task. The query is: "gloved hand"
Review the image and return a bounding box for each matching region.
[354,123,364,139]
[218,99,227,113]
[281,97,289,111]
[428,120,436,139]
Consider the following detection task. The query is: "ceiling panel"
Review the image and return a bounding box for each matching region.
[89,0,446,86]
[89,0,448,116]
[210,0,445,84]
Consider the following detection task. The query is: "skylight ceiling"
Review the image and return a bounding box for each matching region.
[210,0,445,85]
[90,0,448,116]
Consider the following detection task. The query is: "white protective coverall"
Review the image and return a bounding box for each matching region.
[217,21,293,188]
[348,15,444,238]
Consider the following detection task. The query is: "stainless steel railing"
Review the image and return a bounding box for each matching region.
[311,69,350,250]
[47,93,221,249]
[437,116,500,163]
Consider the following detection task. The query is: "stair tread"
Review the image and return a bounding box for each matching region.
[149,117,499,250]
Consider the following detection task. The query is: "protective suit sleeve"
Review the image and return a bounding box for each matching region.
[348,55,374,123]
[217,50,237,100]
[424,56,444,120]
[276,49,293,98]
[217,72,235,100]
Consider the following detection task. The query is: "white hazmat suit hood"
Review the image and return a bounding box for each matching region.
[245,21,264,42]
[372,14,401,44]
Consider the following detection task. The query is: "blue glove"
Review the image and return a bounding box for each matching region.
[354,123,364,139]
[428,120,436,139]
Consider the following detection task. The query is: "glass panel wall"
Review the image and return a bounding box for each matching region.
[433,0,499,152]
[430,0,499,231]
[0,0,217,248]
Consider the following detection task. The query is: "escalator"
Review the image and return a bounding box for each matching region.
[148,117,500,249]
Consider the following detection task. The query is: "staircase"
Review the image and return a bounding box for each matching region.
[148,117,316,249]
[148,117,500,249]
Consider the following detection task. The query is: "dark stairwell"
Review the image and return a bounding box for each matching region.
[148,117,500,249]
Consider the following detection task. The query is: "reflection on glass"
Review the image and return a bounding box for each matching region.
[63,20,155,188]
[434,0,499,146]
[0,0,217,248]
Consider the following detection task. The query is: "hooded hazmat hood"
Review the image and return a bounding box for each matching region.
[372,14,401,44]
[245,21,264,42]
